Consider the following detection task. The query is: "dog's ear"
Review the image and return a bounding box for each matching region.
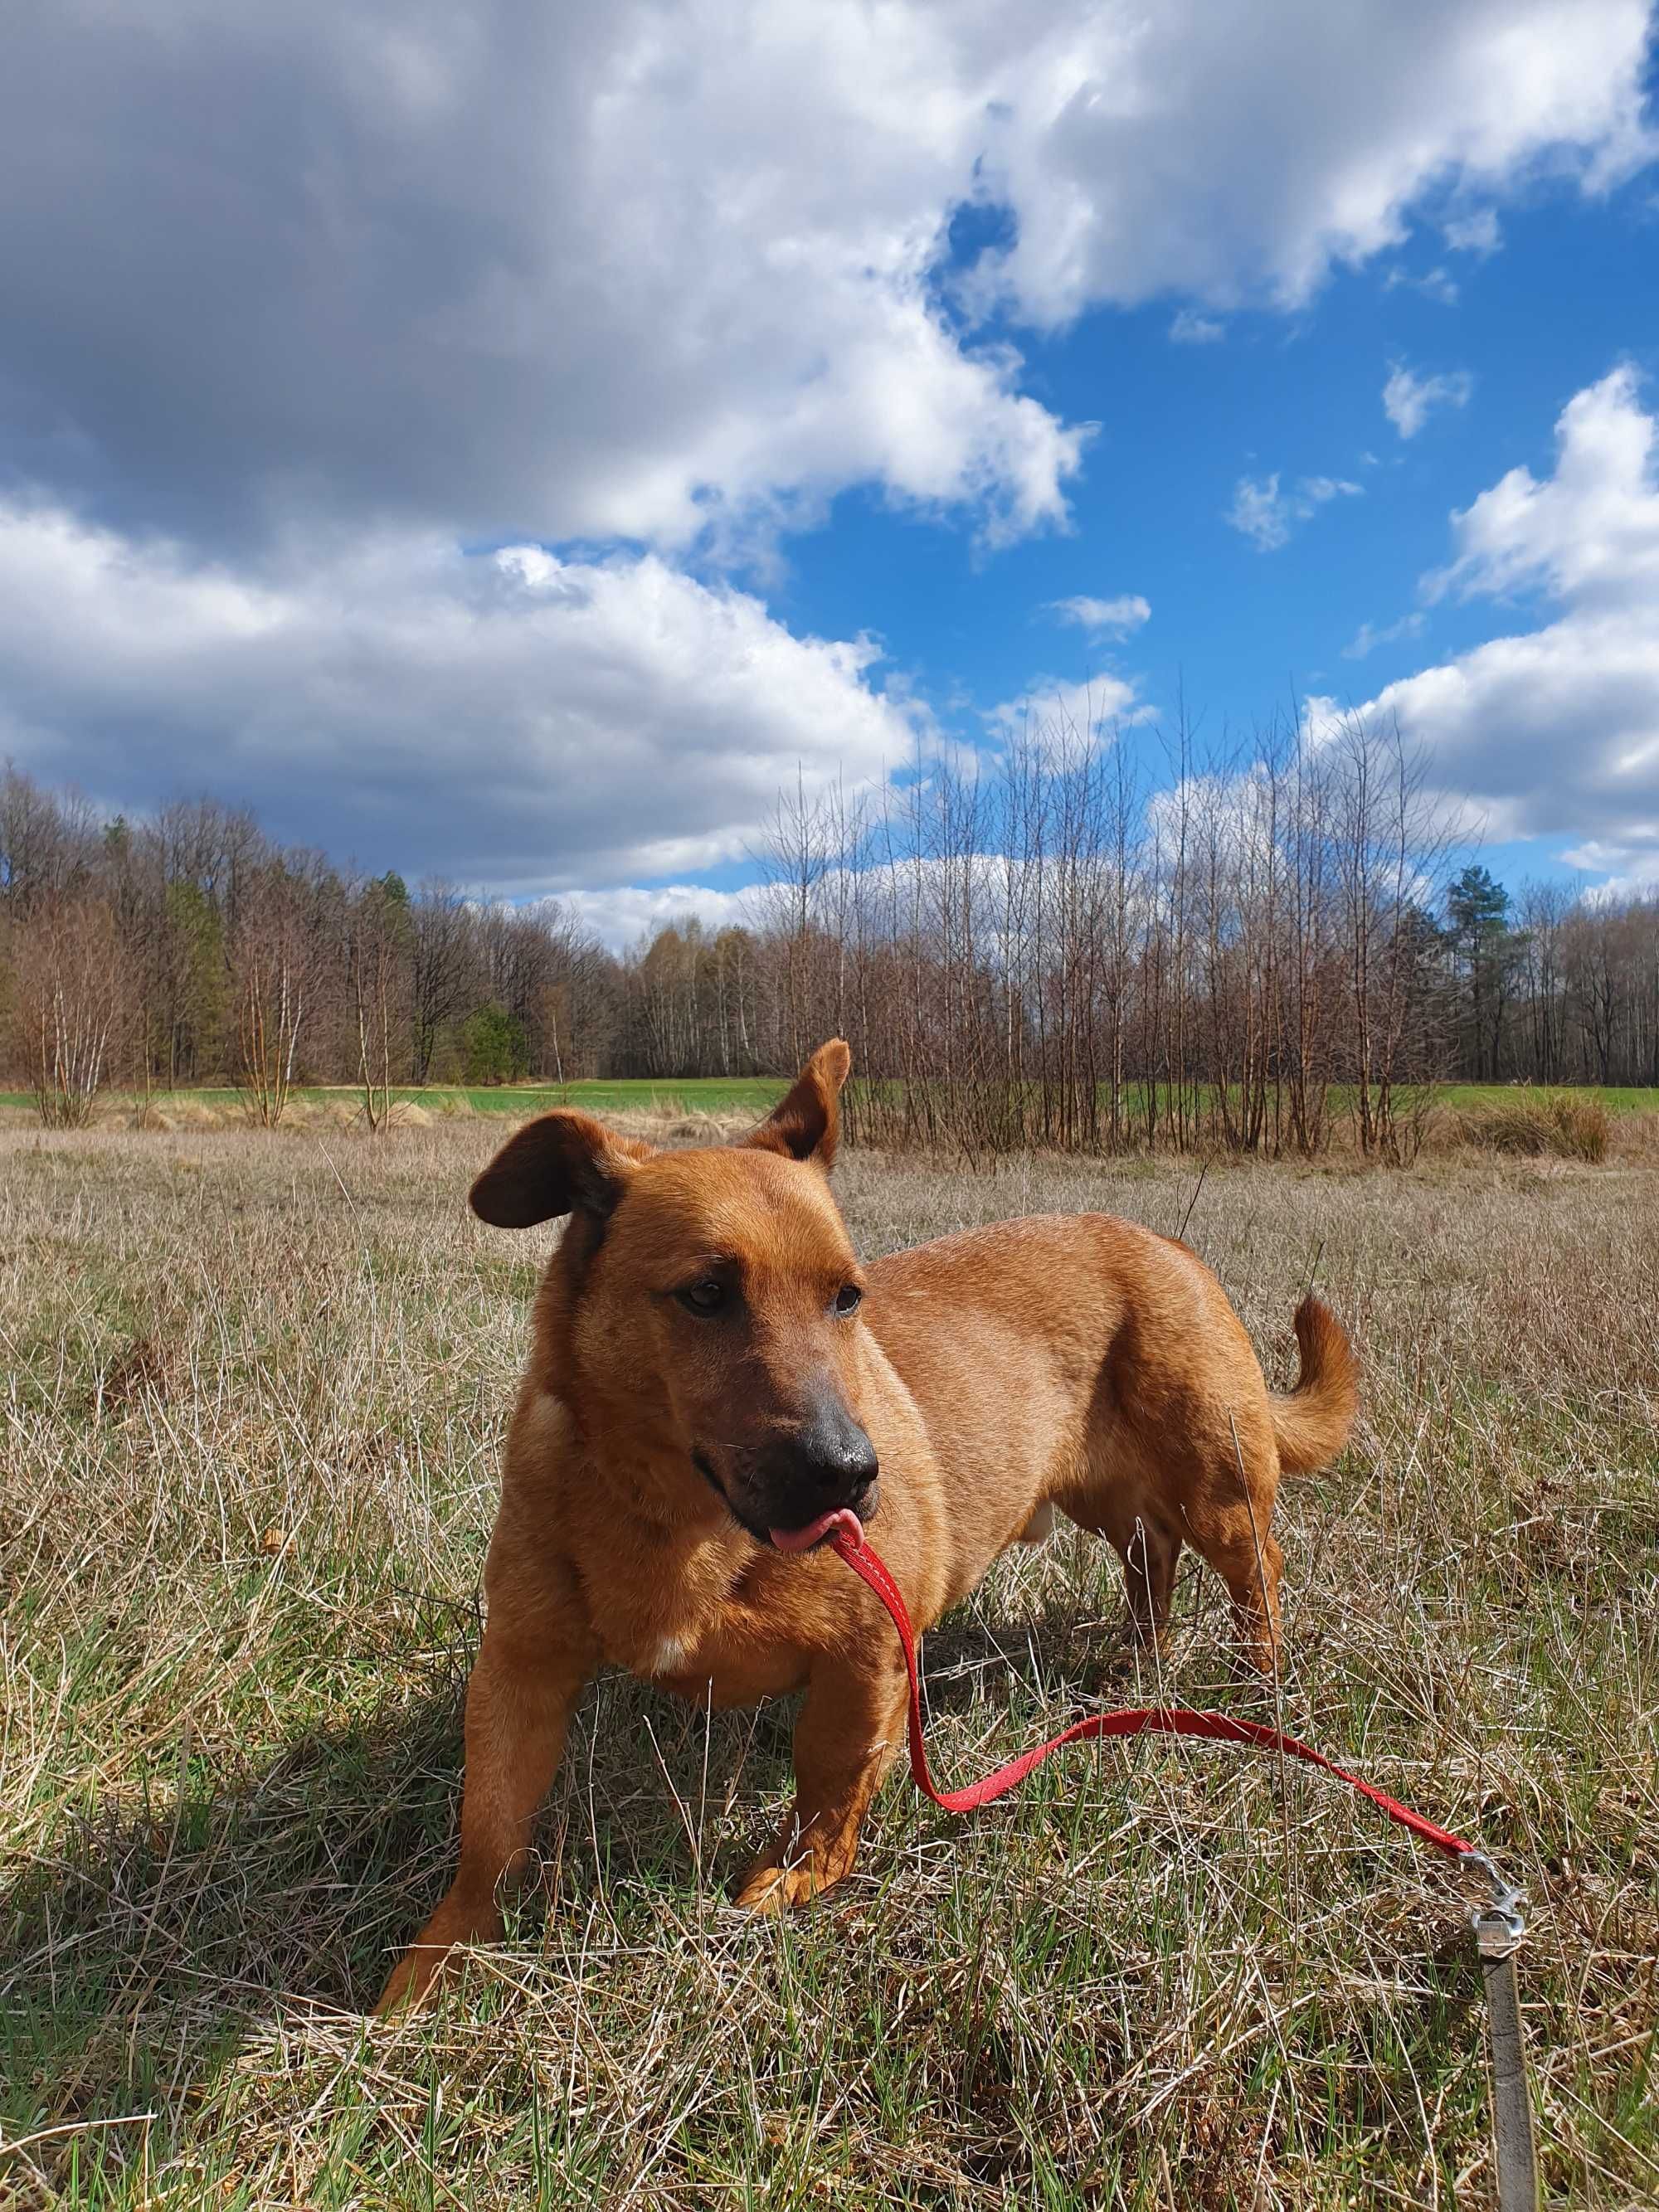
[469,1112,653,1228]
[744,1038,851,1169]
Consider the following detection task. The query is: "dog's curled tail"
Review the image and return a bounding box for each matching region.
[1271,1296,1360,1475]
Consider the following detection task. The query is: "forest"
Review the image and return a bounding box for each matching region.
[3,715,1655,1155]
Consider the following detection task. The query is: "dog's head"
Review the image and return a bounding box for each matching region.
[469,1040,878,1549]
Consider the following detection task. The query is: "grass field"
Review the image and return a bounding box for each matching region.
[2,1124,1657,2207]
[2,1076,1656,1127]
[0,1077,788,1119]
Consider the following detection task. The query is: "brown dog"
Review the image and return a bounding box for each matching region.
[375,1039,1358,2011]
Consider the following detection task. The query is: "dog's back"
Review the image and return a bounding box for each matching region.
[864,1209,1357,1638]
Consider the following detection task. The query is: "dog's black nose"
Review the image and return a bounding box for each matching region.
[796,1400,879,1498]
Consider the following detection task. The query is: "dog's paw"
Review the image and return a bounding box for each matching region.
[372,1940,464,2017]
[733,1860,826,1913]
[372,1952,437,2017]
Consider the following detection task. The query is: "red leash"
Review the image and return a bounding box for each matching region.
[827,1515,1473,1856]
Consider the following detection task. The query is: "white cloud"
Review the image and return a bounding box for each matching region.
[0,1,1655,926]
[0,504,921,894]
[968,0,1654,325]
[1444,207,1503,255]
[1341,366,1659,883]
[1226,472,1362,552]
[1559,836,1659,896]
[0,3,1091,562]
[1227,479,1296,552]
[1343,611,1428,659]
[0,2,1651,564]
[1047,592,1151,634]
[1384,363,1476,439]
[1425,366,1659,611]
[559,884,755,951]
[985,673,1154,749]
[1170,308,1225,344]
[1384,264,1461,303]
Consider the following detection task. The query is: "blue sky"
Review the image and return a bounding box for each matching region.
[2,2,1657,943]
[778,176,1659,898]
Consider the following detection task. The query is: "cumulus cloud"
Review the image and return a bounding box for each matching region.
[1,2,1655,915]
[985,673,1153,751]
[0,505,919,893]
[1226,473,1362,552]
[1425,367,1659,611]
[1170,309,1225,344]
[1384,363,1476,439]
[966,0,1653,324]
[0,2,1085,560]
[1046,592,1151,634]
[559,883,755,952]
[1341,366,1659,883]
[1559,837,1659,895]
[0,2,1651,561]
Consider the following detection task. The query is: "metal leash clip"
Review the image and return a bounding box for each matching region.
[1462,1846,1528,1958]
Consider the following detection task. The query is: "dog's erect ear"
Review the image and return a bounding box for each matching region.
[744,1038,852,1169]
[469,1112,653,1228]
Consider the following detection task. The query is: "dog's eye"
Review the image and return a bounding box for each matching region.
[833,1283,863,1317]
[677,1280,726,1316]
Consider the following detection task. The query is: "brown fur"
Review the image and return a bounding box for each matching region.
[374,1040,1359,2010]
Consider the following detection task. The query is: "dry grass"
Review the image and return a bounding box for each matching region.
[2,1125,1656,2209]
[1447,1095,1615,1164]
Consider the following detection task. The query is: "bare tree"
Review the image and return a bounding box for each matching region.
[345,873,412,1130]
[10,896,131,1126]
[231,862,327,1126]
[410,881,480,1082]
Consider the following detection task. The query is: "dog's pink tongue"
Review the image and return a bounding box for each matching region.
[770,1509,864,1554]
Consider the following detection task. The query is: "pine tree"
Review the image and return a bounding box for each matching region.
[1445,863,1522,1080]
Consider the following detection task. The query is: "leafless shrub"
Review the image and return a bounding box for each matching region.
[7,894,131,1126]
[230,860,328,1126]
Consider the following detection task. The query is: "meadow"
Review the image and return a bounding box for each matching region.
[2,1116,1656,2208]
[2,1077,1656,1128]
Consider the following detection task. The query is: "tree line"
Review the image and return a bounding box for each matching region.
[2,727,1654,1150]
[0,768,613,1126]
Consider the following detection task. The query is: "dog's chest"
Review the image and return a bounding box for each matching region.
[581,1529,733,1680]
[640,1626,701,1678]
[581,1537,800,1701]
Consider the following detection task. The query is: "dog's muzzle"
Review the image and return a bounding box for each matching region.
[694,1403,879,1549]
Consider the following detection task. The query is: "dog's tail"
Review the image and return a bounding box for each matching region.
[1270,1296,1360,1475]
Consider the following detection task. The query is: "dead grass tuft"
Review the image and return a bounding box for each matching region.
[1450,1092,1613,1162]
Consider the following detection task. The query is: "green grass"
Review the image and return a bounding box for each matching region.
[450,1075,786,1115]
[4,1077,1656,1137]
[0,1075,788,1117]
[2,1127,1656,2206]
[1433,1082,1658,1113]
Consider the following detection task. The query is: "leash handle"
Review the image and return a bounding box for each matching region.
[1481,1941,1542,2211]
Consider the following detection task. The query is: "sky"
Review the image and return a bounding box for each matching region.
[2,0,1657,948]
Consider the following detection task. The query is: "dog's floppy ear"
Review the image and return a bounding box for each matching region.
[744,1038,851,1169]
[469,1112,653,1228]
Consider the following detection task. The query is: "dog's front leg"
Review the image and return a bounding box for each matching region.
[735,1654,907,1913]
[374,1602,593,2013]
